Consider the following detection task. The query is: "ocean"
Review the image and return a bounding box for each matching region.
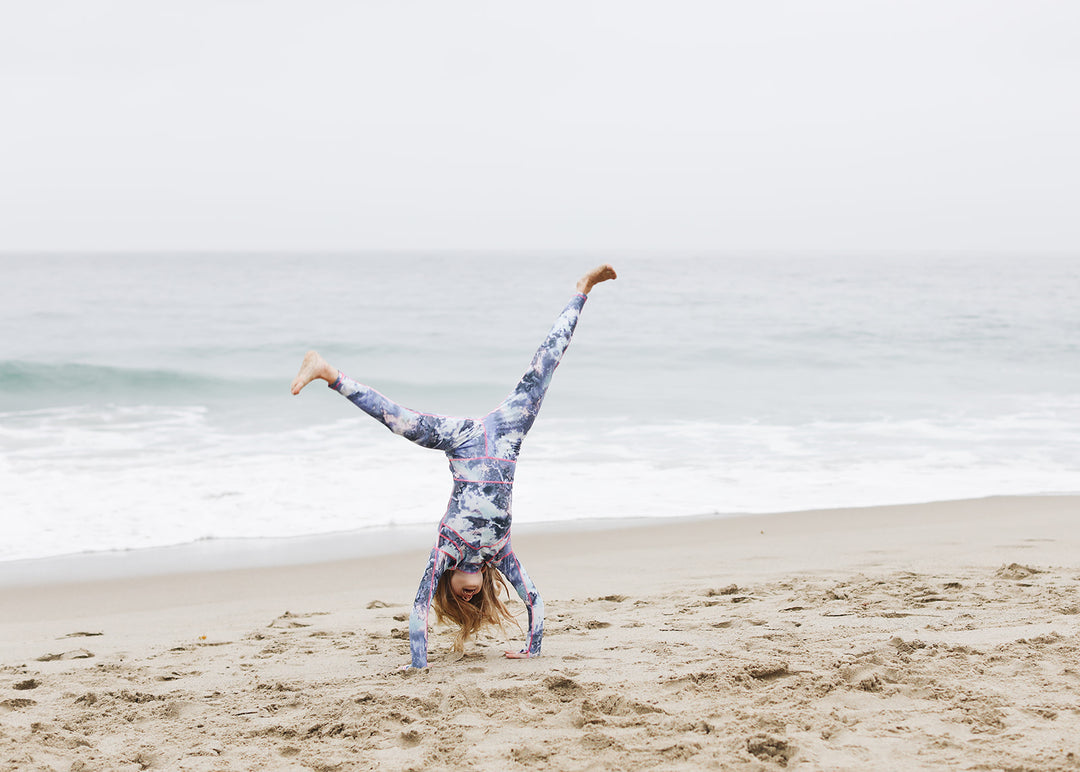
[1,253,1077,563]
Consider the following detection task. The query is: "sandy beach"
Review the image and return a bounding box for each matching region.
[2,495,1079,771]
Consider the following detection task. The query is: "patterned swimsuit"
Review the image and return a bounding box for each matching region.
[330,293,588,668]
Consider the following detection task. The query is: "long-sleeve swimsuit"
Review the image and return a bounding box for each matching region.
[329,293,588,668]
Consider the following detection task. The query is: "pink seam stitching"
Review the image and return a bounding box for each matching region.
[485,539,511,567]
[453,478,513,485]
[436,547,458,563]
[441,524,478,549]
[451,456,517,463]
[439,530,467,552]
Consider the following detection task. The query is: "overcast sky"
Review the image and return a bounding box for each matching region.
[2,1,1078,253]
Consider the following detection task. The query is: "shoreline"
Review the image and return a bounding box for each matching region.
[3,494,1077,629]
[2,493,1075,589]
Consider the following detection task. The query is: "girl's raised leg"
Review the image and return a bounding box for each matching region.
[488,265,616,444]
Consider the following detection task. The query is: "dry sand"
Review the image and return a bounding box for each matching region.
[1,495,1079,771]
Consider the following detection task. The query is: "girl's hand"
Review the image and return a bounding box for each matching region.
[504,650,532,659]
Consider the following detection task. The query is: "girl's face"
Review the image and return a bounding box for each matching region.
[449,569,483,602]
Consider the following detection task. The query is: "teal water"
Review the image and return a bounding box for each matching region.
[1,253,1077,561]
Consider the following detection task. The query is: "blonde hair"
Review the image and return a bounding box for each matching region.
[432,568,519,652]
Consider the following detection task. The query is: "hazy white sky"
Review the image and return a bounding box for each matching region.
[2,1,1078,253]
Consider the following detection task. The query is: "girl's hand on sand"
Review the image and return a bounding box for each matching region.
[504,650,532,659]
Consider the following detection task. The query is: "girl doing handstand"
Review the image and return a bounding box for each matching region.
[290,265,616,668]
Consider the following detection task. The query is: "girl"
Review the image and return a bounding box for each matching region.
[290,265,616,668]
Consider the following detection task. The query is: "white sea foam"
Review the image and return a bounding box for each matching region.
[1,253,1078,562]
[2,400,1077,562]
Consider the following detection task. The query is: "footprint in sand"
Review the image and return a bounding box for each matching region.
[745,662,791,681]
[593,693,663,716]
[157,670,202,682]
[268,619,310,629]
[746,734,794,765]
[35,649,94,662]
[996,563,1042,580]
[545,675,584,702]
[268,610,330,629]
[511,745,552,764]
[580,732,623,752]
[840,664,892,692]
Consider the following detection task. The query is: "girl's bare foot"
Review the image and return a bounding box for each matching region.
[291,351,338,395]
[576,264,618,295]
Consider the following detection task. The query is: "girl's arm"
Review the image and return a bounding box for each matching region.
[407,547,447,668]
[494,549,544,659]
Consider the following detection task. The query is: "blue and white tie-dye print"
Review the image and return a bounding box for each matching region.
[331,293,587,668]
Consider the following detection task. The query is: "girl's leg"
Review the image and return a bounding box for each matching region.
[489,265,616,439]
[491,293,586,438]
[291,351,475,452]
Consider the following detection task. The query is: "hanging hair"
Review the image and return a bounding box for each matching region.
[432,568,519,652]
